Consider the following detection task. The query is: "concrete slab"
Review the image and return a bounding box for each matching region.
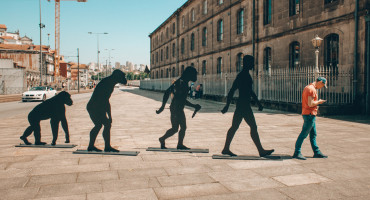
[272,173,331,186]
[153,183,230,199]
[212,154,282,160]
[146,147,209,153]
[15,144,77,148]
[73,149,139,156]
[87,188,158,200]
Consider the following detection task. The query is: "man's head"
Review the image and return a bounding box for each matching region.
[182,66,197,82]
[58,91,73,106]
[112,69,127,85]
[316,77,327,89]
[243,55,254,71]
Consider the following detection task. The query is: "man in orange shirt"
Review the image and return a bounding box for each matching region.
[293,77,328,160]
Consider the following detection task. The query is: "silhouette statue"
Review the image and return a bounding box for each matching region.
[20,91,73,145]
[86,69,127,152]
[221,55,274,157]
[156,66,201,149]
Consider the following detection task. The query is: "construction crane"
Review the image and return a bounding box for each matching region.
[47,0,87,85]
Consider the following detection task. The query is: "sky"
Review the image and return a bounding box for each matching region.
[0,0,188,67]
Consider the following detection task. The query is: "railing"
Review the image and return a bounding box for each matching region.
[140,66,354,105]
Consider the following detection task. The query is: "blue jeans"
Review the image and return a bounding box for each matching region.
[294,115,320,154]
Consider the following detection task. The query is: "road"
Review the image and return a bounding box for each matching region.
[0,91,93,119]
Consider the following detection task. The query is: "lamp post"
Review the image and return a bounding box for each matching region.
[39,0,46,86]
[105,48,114,76]
[88,32,108,77]
[311,34,323,78]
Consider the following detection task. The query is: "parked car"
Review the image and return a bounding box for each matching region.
[22,86,57,102]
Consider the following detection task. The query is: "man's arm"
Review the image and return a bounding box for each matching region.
[221,78,238,114]
[251,90,263,111]
[308,96,326,107]
[107,103,112,123]
[156,85,173,114]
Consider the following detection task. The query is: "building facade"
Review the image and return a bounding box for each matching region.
[149,0,370,113]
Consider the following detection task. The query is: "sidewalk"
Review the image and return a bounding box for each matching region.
[0,88,369,199]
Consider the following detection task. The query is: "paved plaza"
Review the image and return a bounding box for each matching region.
[0,87,370,200]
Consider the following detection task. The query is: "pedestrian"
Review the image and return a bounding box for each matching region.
[195,84,200,99]
[221,55,274,157]
[293,77,328,160]
[189,83,195,99]
[198,84,203,99]
[156,66,201,149]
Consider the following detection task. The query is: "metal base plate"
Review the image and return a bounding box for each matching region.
[146,147,209,153]
[15,144,77,148]
[73,149,139,156]
[212,154,282,160]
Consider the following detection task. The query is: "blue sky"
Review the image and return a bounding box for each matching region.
[0,0,188,67]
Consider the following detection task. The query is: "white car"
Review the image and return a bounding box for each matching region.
[22,86,57,102]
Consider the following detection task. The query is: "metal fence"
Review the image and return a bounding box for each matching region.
[140,66,354,105]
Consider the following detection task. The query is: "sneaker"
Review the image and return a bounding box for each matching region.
[293,152,306,160]
[313,153,328,158]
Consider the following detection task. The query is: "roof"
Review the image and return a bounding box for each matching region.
[0,36,15,40]
[0,44,50,52]
[70,63,88,69]
[20,36,32,41]
[0,24,7,30]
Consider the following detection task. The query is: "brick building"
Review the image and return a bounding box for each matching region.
[149,0,370,113]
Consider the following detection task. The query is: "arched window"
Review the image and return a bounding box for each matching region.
[166,68,169,78]
[289,0,300,16]
[203,0,208,15]
[156,52,158,63]
[160,49,163,61]
[202,27,207,46]
[166,27,169,39]
[324,33,339,70]
[202,60,207,75]
[263,47,271,71]
[190,33,195,51]
[289,41,300,69]
[237,9,244,35]
[161,69,163,78]
[182,16,185,28]
[181,65,185,75]
[181,38,185,54]
[172,43,176,57]
[217,19,223,41]
[166,46,169,59]
[172,67,176,77]
[191,8,195,22]
[172,23,176,34]
[264,0,272,25]
[217,57,222,74]
[156,71,158,79]
[152,54,154,64]
[236,53,243,72]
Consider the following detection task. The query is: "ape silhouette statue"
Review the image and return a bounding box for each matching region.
[221,55,274,157]
[86,69,127,152]
[20,91,73,145]
[156,66,201,149]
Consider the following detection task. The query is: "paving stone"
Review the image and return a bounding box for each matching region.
[157,173,216,187]
[118,168,168,178]
[251,164,312,177]
[36,182,102,198]
[153,183,230,199]
[164,165,212,175]
[77,170,119,183]
[0,187,39,200]
[27,173,77,187]
[0,177,29,189]
[277,183,347,200]
[7,158,78,169]
[30,163,110,176]
[33,194,87,200]
[87,188,158,200]
[102,177,160,192]
[272,173,331,186]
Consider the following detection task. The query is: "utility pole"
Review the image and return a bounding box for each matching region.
[39,0,45,86]
[77,48,80,93]
[106,60,108,78]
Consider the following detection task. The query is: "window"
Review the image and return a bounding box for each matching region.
[289,0,300,16]
[236,53,243,72]
[203,0,208,14]
[156,52,158,63]
[172,23,176,34]
[264,0,272,25]
[289,42,300,69]
[181,38,185,54]
[166,46,169,60]
[181,65,185,74]
[263,47,271,71]
[161,33,163,42]
[324,0,338,4]
[156,71,158,79]
[217,57,222,74]
[172,43,176,57]
[161,49,163,61]
[190,33,195,51]
[182,16,185,28]
[202,60,206,75]
[191,8,195,22]
[202,27,207,46]
[172,67,176,77]
[237,9,244,35]
[161,69,163,78]
[324,33,339,70]
[217,19,223,41]
[166,27,169,38]
[166,68,169,78]
[151,54,154,64]
[219,0,223,5]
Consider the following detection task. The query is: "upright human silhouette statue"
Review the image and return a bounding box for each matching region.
[156,66,201,149]
[20,91,73,145]
[221,55,274,157]
[86,69,127,152]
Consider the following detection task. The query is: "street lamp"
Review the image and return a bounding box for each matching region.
[105,48,114,76]
[311,34,323,78]
[88,32,108,77]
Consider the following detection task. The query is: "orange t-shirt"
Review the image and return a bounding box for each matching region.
[302,83,318,115]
